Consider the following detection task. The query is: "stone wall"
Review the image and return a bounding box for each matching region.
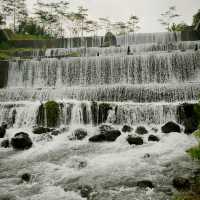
[0,60,8,88]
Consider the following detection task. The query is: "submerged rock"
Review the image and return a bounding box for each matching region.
[33,127,53,134]
[122,125,133,132]
[127,136,143,145]
[161,121,181,133]
[136,180,154,188]
[89,130,121,142]
[11,132,33,150]
[0,122,7,138]
[151,127,158,133]
[172,177,191,191]
[73,128,88,140]
[51,130,61,136]
[135,126,148,135]
[78,185,93,198]
[1,139,9,148]
[148,135,160,142]
[21,173,31,183]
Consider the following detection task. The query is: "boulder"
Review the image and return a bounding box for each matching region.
[1,139,9,148]
[177,103,199,134]
[137,180,154,188]
[33,127,53,134]
[0,122,7,138]
[144,153,150,158]
[148,135,160,142]
[161,121,181,133]
[135,126,148,135]
[89,130,121,142]
[78,185,93,198]
[172,177,191,191]
[102,32,117,47]
[73,129,87,140]
[11,132,33,150]
[122,125,133,132]
[21,173,31,182]
[127,136,143,145]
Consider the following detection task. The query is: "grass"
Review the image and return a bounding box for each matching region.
[0,48,37,60]
[11,33,49,40]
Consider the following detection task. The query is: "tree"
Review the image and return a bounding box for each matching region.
[0,0,27,32]
[113,21,127,35]
[159,6,180,31]
[169,22,189,32]
[127,15,140,32]
[193,9,200,30]
[0,14,5,27]
[99,18,112,33]
[68,6,88,38]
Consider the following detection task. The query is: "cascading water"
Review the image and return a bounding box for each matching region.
[0,32,200,200]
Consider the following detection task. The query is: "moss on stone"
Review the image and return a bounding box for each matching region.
[45,101,60,127]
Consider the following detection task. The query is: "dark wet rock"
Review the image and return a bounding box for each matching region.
[148,135,160,142]
[33,127,53,134]
[136,180,154,188]
[89,130,121,142]
[122,125,133,132]
[135,126,148,135]
[21,173,31,182]
[177,103,199,134]
[144,153,150,158]
[73,129,88,140]
[0,122,7,138]
[91,102,113,124]
[78,185,93,198]
[11,132,33,150]
[98,103,113,124]
[36,104,45,127]
[151,127,158,133]
[161,121,181,133]
[127,136,143,145]
[0,194,17,200]
[172,177,191,191]
[1,139,9,148]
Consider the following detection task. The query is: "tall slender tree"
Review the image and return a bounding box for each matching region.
[0,0,27,32]
[158,6,180,32]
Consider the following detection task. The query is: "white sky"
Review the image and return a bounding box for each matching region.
[27,0,200,33]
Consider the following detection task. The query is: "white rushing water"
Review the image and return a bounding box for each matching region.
[0,32,200,200]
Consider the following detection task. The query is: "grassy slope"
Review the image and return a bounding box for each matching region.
[174,130,200,200]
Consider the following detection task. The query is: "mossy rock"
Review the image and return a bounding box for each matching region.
[103,32,117,47]
[45,101,60,127]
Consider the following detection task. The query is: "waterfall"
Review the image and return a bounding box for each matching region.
[116,32,182,46]
[0,32,200,128]
[7,51,200,88]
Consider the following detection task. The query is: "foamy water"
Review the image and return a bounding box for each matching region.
[0,126,198,200]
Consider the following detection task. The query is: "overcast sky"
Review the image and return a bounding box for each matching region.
[27,0,200,33]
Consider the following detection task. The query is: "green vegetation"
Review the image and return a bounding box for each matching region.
[0,48,36,60]
[45,101,60,127]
